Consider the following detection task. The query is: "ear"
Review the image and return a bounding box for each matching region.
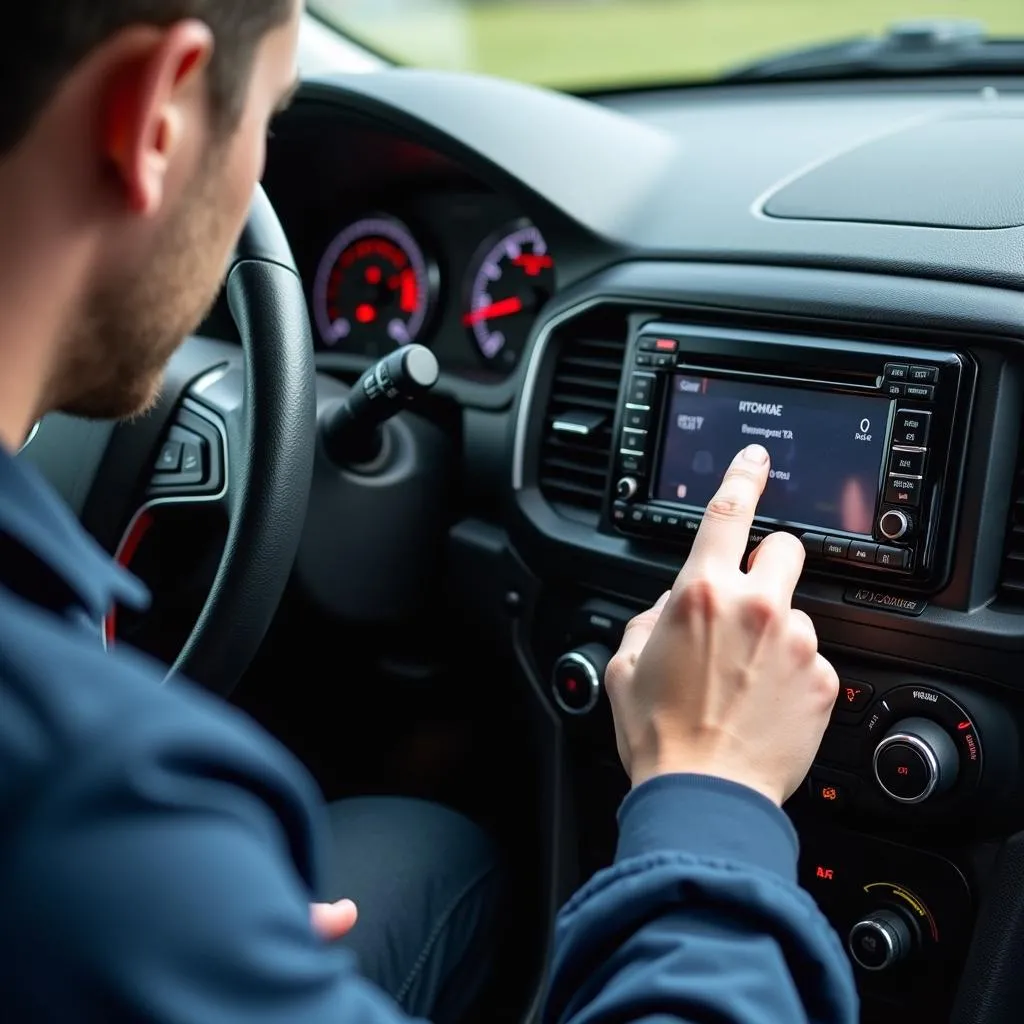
[101,21,216,216]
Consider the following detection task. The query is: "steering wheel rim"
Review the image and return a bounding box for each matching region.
[167,184,316,695]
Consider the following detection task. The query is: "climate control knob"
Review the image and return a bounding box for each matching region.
[879,509,912,541]
[551,643,611,716]
[873,716,959,804]
[848,909,916,972]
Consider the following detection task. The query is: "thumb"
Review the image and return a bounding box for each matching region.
[311,898,359,941]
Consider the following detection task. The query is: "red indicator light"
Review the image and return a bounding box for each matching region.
[399,268,418,314]
[365,265,382,285]
[843,687,862,704]
[565,677,578,694]
[820,786,839,802]
[815,866,835,880]
[355,303,376,324]
[958,721,971,731]
[897,766,910,776]
[513,253,554,277]
[655,339,677,351]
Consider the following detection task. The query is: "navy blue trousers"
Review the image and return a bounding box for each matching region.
[321,798,502,1023]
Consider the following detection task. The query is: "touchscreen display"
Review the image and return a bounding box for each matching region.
[654,375,891,536]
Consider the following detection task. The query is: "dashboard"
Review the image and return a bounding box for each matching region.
[205,68,1024,1024]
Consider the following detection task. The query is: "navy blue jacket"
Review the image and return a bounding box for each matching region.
[0,444,857,1022]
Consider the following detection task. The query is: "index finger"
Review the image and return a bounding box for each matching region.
[685,445,771,573]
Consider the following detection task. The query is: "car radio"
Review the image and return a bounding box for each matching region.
[607,323,974,591]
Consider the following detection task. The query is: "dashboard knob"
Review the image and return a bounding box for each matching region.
[551,643,611,716]
[879,509,912,541]
[848,909,916,972]
[873,716,959,804]
[616,476,639,500]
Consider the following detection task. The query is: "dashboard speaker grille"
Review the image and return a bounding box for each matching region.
[998,447,1024,604]
[539,320,627,515]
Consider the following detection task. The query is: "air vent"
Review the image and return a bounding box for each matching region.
[998,436,1024,605]
[539,317,627,517]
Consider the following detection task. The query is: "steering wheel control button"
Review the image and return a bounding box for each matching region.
[873,717,959,804]
[823,537,851,560]
[909,365,939,384]
[156,441,183,473]
[849,910,914,972]
[893,410,931,446]
[879,509,912,541]
[848,541,878,565]
[889,448,926,477]
[551,643,611,716]
[884,363,910,382]
[884,476,922,507]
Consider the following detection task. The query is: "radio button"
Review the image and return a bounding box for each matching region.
[824,537,852,559]
[883,382,905,398]
[904,383,935,401]
[627,506,648,526]
[909,365,939,384]
[885,476,922,506]
[611,502,629,524]
[635,353,654,367]
[621,428,648,453]
[888,448,926,477]
[893,410,931,446]
[653,354,674,369]
[876,546,910,570]
[619,452,646,475]
[623,408,650,431]
[800,533,826,555]
[884,363,910,382]
[627,373,656,406]
[664,512,685,532]
[680,514,702,537]
[648,509,668,529]
[849,541,879,564]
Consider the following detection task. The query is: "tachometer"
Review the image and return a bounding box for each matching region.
[313,215,436,353]
[464,221,554,369]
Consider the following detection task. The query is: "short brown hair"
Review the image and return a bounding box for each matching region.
[0,0,292,155]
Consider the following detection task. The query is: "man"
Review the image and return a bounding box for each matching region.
[0,1,858,1022]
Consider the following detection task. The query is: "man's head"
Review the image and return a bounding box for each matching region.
[0,0,301,444]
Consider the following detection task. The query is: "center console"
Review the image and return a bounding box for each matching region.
[497,263,1024,1024]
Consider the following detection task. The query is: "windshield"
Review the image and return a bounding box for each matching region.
[309,1,1023,90]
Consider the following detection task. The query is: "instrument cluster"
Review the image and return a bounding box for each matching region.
[309,192,555,380]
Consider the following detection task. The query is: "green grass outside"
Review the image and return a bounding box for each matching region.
[312,0,1024,90]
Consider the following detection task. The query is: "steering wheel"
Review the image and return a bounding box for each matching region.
[84,184,316,696]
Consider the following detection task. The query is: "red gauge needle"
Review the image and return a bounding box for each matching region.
[462,296,523,327]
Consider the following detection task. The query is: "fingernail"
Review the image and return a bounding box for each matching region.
[742,444,769,465]
[654,591,671,611]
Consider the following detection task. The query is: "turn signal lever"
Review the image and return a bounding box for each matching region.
[321,345,440,467]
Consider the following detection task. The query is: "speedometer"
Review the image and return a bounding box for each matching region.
[313,214,436,353]
[464,221,554,370]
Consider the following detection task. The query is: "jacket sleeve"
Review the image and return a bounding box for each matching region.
[543,775,859,1024]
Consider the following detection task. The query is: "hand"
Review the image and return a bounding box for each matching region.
[311,899,358,941]
[605,444,839,806]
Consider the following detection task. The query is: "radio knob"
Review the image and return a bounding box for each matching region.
[616,476,639,501]
[879,509,912,541]
[872,717,959,805]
